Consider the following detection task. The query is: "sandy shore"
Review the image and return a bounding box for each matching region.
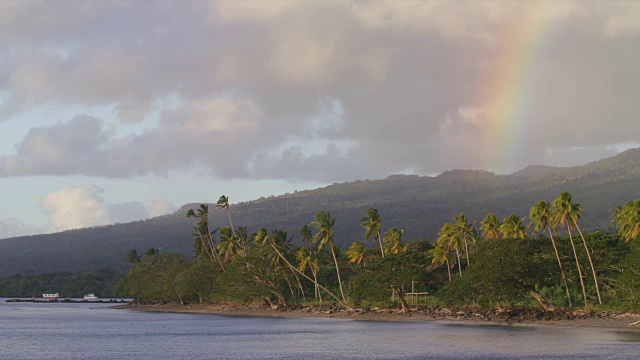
[115,303,640,329]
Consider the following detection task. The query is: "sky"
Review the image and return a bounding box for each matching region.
[1,0,640,238]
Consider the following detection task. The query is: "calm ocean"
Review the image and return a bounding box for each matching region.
[1,299,639,359]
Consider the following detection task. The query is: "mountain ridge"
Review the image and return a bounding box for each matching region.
[1,148,639,277]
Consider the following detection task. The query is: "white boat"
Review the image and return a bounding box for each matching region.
[83,293,98,300]
[42,293,59,299]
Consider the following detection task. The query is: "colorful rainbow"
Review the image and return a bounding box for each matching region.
[474,14,553,171]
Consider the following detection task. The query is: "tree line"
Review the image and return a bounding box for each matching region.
[115,193,640,312]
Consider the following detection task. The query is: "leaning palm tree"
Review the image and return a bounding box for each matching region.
[383,227,406,255]
[187,204,225,272]
[552,192,587,305]
[553,191,601,305]
[454,213,475,266]
[297,247,321,302]
[530,200,572,307]
[216,195,237,237]
[438,222,463,277]
[361,208,385,258]
[500,214,529,239]
[346,241,366,266]
[427,244,454,283]
[311,211,346,303]
[480,212,501,240]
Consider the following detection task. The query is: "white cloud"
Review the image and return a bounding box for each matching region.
[0,218,41,239]
[39,185,111,231]
[147,200,176,218]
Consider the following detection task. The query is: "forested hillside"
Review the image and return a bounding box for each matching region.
[1,148,639,277]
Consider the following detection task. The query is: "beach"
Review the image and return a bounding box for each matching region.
[118,302,640,329]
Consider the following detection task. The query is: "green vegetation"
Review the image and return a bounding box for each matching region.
[0,269,121,298]
[115,192,640,313]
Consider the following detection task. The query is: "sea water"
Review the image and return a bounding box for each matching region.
[1,299,638,359]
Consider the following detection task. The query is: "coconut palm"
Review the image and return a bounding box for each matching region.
[187,204,225,272]
[612,200,640,243]
[297,247,321,302]
[553,191,587,305]
[346,241,366,266]
[438,222,463,277]
[383,227,406,255]
[361,208,385,258]
[126,249,140,267]
[454,213,475,265]
[216,195,237,237]
[500,214,529,239]
[530,200,572,307]
[218,226,241,263]
[300,225,313,245]
[554,191,602,304]
[311,211,346,303]
[427,244,454,283]
[480,213,501,240]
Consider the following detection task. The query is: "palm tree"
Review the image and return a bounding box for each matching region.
[346,241,366,266]
[612,200,640,243]
[500,214,529,239]
[427,244,454,283]
[383,227,406,255]
[552,191,587,305]
[480,213,501,240]
[530,200,572,307]
[126,249,140,267]
[297,247,321,302]
[218,226,240,263]
[300,225,313,245]
[187,204,225,272]
[438,222,463,277]
[361,208,385,258]
[553,191,601,305]
[216,195,236,237]
[311,211,346,303]
[454,213,475,265]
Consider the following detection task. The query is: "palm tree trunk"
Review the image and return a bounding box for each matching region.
[548,228,572,307]
[574,223,602,305]
[568,227,587,305]
[377,231,385,258]
[446,259,452,283]
[269,241,346,307]
[456,248,462,277]
[463,235,470,266]
[194,223,225,272]
[330,242,347,303]
[226,209,237,238]
[312,269,320,302]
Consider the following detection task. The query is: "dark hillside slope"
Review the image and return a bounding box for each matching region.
[1,148,639,277]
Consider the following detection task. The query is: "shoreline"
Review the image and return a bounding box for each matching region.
[115,303,640,330]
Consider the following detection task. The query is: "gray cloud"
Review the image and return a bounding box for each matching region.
[1,1,640,181]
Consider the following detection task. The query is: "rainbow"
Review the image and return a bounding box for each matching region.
[472,13,554,171]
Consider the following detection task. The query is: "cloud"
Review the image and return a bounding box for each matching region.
[1,1,640,181]
[39,185,111,231]
[0,218,41,239]
[36,185,178,232]
[147,200,176,218]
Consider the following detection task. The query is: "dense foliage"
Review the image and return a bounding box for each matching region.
[0,269,121,298]
[114,191,640,313]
